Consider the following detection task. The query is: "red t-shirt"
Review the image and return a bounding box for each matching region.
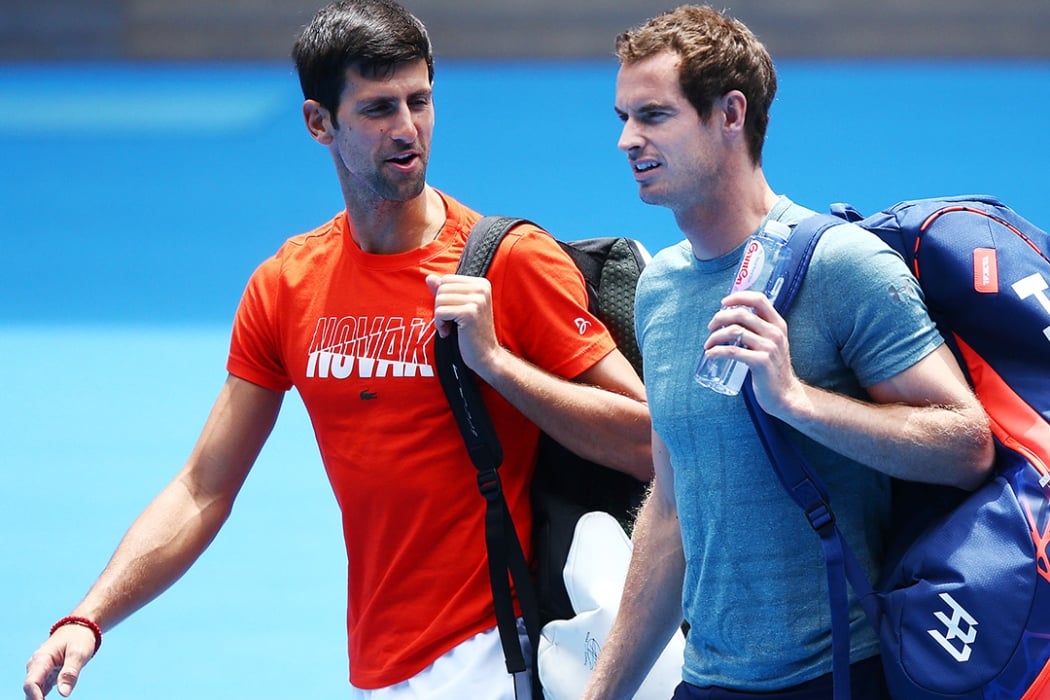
[227,192,615,688]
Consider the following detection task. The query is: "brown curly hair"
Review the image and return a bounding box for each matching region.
[616,5,777,166]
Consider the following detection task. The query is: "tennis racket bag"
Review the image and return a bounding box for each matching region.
[748,195,1050,699]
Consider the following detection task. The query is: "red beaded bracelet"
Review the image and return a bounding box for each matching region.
[50,616,103,654]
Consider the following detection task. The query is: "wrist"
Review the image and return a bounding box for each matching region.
[472,343,514,387]
[50,615,103,655]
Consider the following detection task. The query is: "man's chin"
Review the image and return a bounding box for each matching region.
[637,187,665,207]
[380,177,427,203]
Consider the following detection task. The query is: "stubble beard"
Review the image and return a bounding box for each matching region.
[375,152,428,203]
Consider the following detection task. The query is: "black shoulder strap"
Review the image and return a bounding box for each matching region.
[434,215,542,692]
[740,214,878,700]
[455,216,533,276]
[436,216,532,472]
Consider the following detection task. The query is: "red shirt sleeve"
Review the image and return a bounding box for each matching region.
[486,223,616,379]
[227,253,294,392]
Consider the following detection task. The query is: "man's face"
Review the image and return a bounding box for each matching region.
[329,58,434,204]
[615,51,723,212]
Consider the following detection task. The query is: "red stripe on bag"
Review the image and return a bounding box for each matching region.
[1020,658,1050,700]
[954,334,1050,483]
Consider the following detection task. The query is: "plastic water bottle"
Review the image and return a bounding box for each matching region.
[694,219,793,396]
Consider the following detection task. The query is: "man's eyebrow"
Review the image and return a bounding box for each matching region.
[639,100,672,112]
[616,101,675,121]
[355,88,431,109]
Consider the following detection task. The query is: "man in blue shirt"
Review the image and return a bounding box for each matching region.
[584,5,994,699]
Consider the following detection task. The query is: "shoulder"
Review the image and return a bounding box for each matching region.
[435,190,482,241]
[639,240,693,288]
[270,212,345,263]
[635,241,695,327]
[246,212,346,285]
[436,191,560,268]
[810,220,911,280]
[646,239,693,272]
[804,220,924,313]
[489,220,571,273]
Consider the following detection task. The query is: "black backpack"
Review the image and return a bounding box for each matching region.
[433,216,649,692]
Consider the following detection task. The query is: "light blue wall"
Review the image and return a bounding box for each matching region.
[3,59,1048,324]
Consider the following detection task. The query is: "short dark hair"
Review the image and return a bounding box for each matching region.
[292,0,434,126]
[616,5,777,165]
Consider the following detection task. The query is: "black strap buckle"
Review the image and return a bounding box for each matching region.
[477,468,502,500]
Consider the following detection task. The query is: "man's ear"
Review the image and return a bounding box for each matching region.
[303,99,334,144]
[720,89,748,134]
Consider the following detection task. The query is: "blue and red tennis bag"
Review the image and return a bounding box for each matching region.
[747,195,1050,699]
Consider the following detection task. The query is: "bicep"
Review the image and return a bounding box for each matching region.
[650,430,676,512]
[180,374,284,503]
[866,344,978,409]
[574,349,646,402]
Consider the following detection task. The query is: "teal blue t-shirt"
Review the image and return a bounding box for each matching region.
[635,197,943,690]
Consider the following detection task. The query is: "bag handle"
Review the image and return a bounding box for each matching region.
[433,216,542,694]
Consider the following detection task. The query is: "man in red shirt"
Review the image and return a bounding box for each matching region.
[22,1,651,698]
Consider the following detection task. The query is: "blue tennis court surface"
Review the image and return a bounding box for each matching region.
[3,59,1049,698]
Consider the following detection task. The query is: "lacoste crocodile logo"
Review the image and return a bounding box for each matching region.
[359,389,378,400]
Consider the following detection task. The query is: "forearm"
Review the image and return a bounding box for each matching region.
[71,473,233,630]
[24,474,235,700]
[24,376,278,700]
[71,376,280,629]
[475,347,651,479]
[584,488,685,699]
[714,295,994,489]
[775,382,993,489]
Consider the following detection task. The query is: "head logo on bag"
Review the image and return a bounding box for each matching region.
[927,592,978,663]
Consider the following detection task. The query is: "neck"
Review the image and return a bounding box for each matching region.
[679,172,780,261]
[345,186,445,255]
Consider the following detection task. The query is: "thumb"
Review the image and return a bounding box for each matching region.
[427,273,454,338]
[55,644,94,698]
[56,664,80,697]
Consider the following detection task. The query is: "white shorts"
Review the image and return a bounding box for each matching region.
[350,620,533,700]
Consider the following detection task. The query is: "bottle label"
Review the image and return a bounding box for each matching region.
[733,240,767,292]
